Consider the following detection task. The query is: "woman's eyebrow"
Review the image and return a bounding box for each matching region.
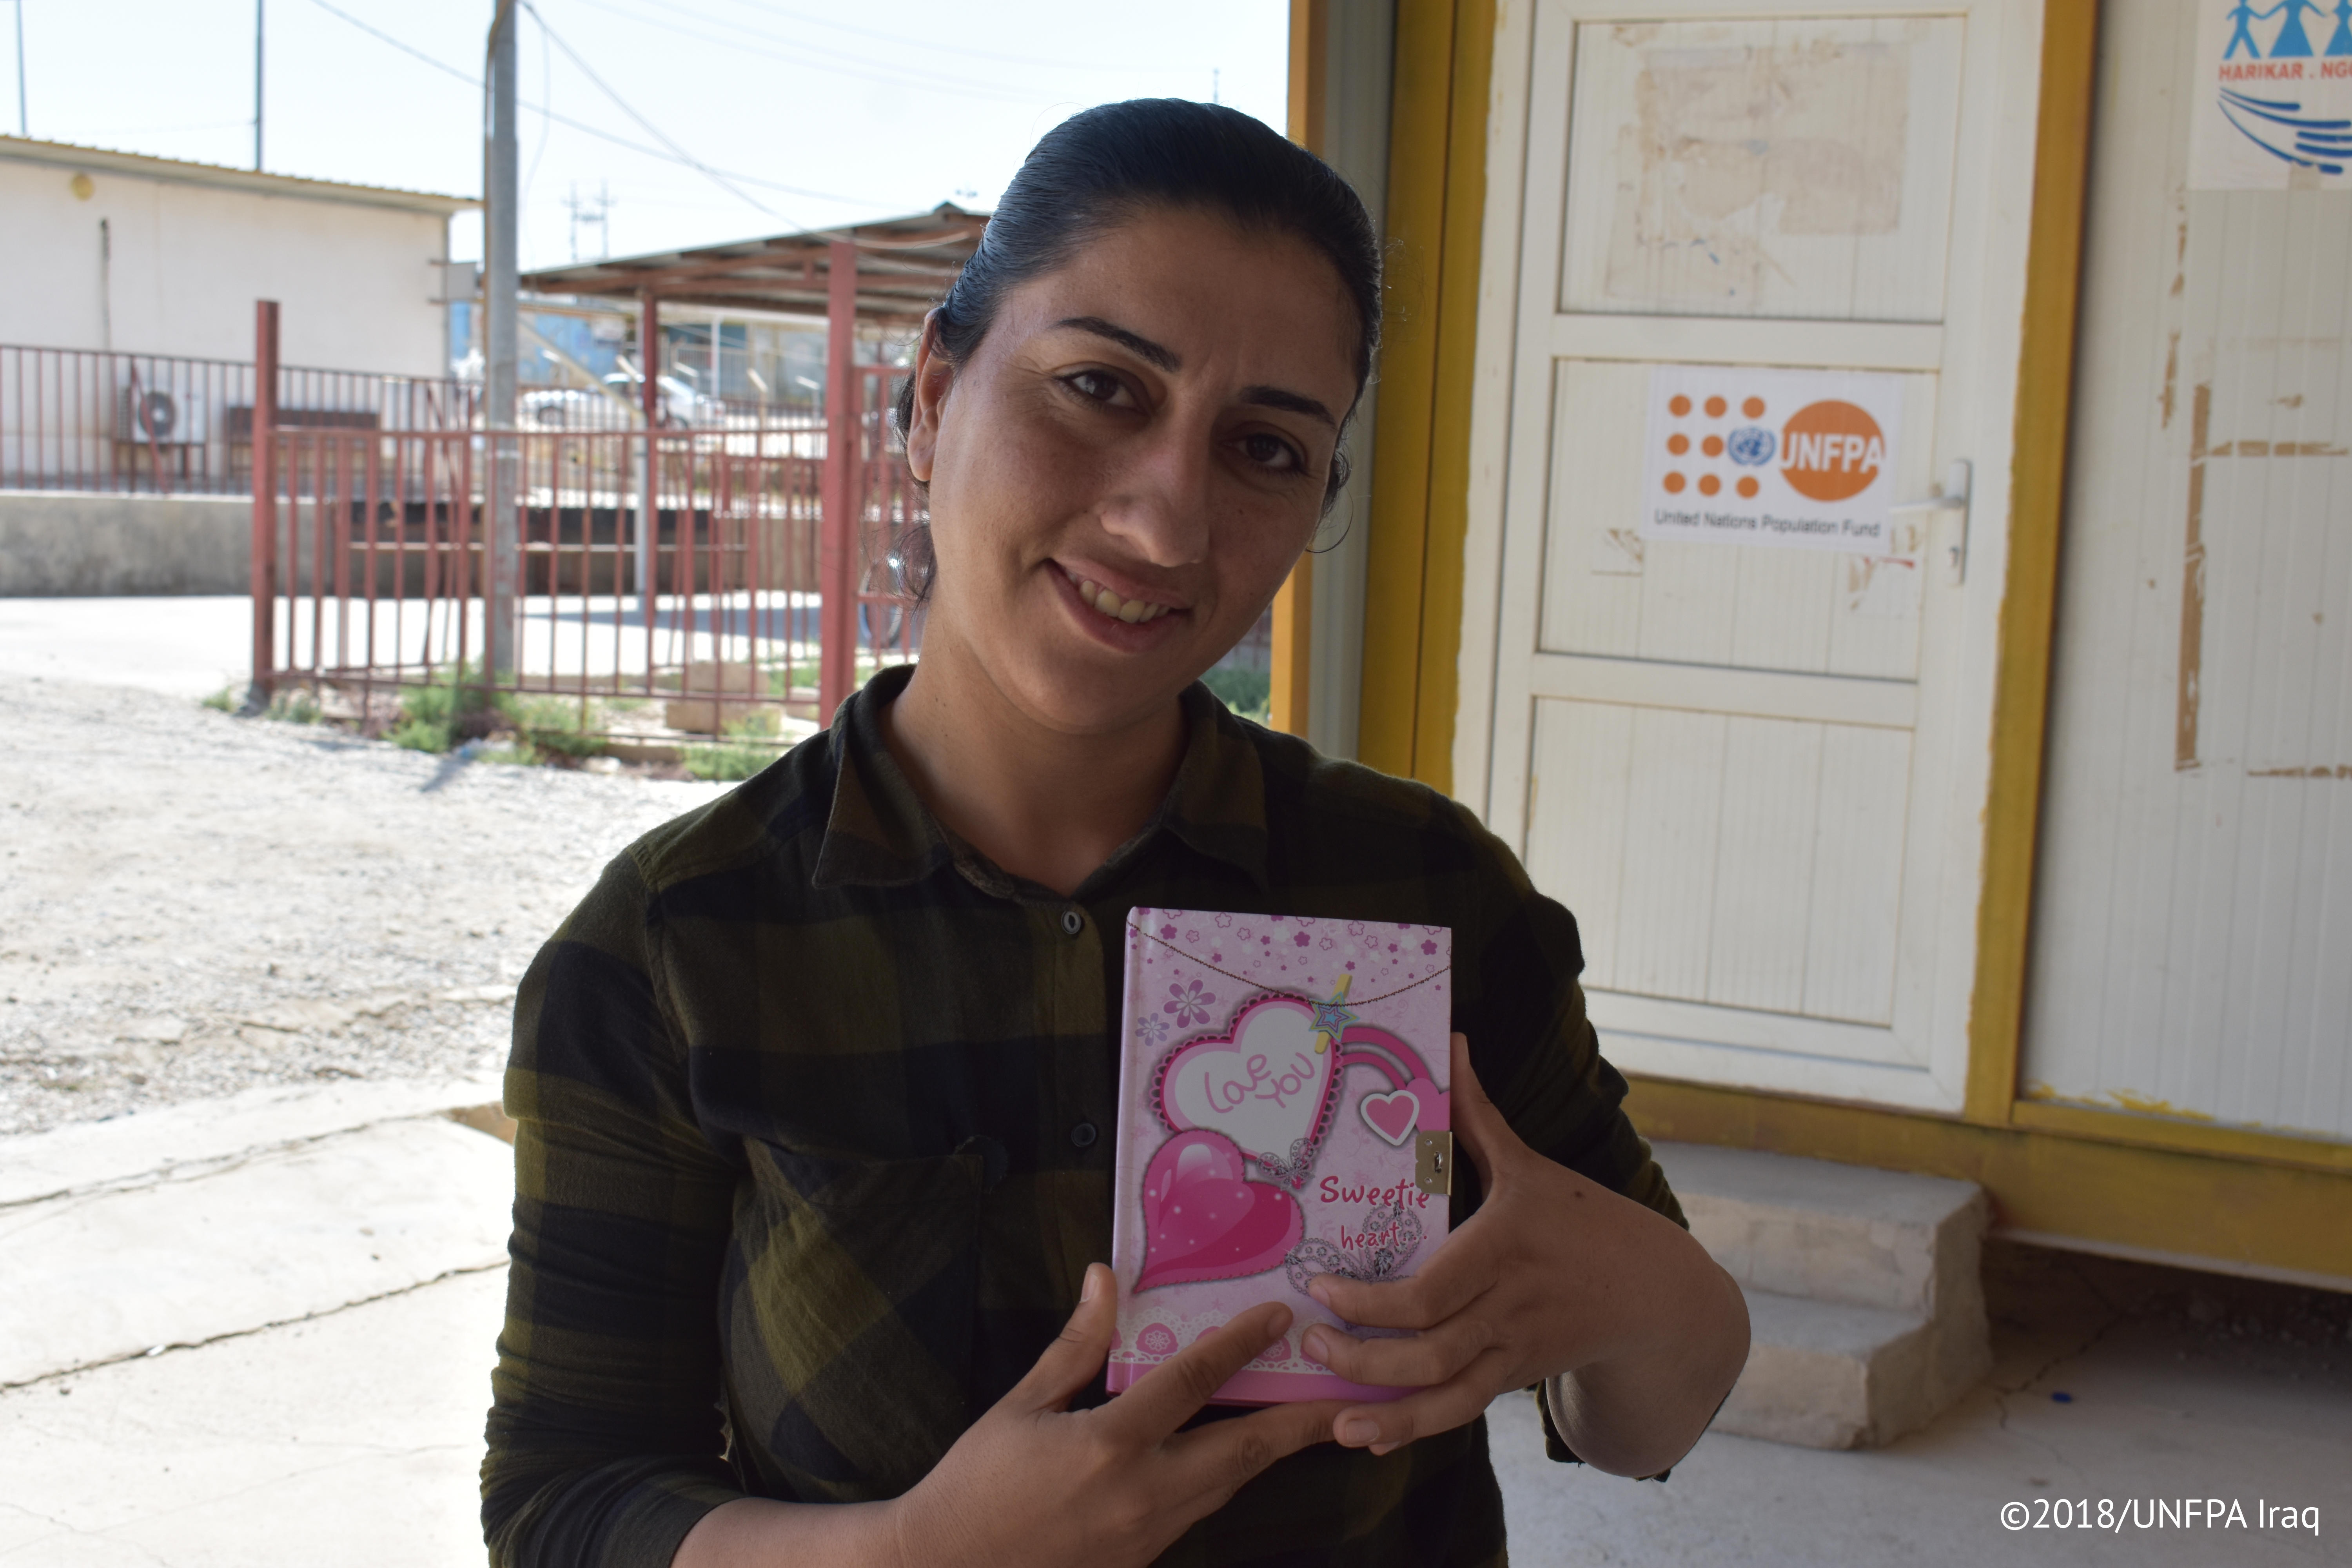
[1241,385,1337,428]
[1054,316,1180,371]
[1052,315,1334,427]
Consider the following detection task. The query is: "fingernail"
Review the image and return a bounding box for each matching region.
[1339,1417,1380,1446]
[1081,1267,1103,1304]
[1307,1277,1333,1306]
[1303,1327,1330,1361]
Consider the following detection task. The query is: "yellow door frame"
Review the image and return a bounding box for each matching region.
[1333,0,2352,1284]
[1270,0,1329,737]
[1273,0,1495,771]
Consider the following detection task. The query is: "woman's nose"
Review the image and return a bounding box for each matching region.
[1096,425,1212,568]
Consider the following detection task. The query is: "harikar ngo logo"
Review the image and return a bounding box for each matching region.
[2217,0,2352,174]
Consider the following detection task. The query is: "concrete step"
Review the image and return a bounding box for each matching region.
[1653,1141,1992,1450]
[1711,1289,1941,1450]
[0,1078,514,1387]
[0,1072,504,1209]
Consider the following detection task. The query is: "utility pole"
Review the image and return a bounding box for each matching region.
[16,1,28,138]
[484,0,521,677]
[253,0,264,171]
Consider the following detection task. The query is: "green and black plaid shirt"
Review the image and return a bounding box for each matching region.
[483,664,1681,1567]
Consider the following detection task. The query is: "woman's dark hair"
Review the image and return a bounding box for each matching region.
[888,98,1382,600]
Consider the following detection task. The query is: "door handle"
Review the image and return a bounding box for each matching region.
[1888,459,1971,583]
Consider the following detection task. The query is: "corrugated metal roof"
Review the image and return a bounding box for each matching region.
[0,135,479,214]
[522,202,989,325]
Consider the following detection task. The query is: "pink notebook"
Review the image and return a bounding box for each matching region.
[1107,908,1454,1405]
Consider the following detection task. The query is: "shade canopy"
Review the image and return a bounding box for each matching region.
[519,203,988,327]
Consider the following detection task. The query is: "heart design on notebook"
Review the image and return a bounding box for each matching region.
[1135,1129,1304,1291]
[1156,995,1339,1180]
[1357,1088,1421,1147]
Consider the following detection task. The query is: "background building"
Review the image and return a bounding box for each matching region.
[1283,0,2350,1292]
[0,135,472,372]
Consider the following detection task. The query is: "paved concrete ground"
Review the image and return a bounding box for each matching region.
[0,592,822,700]
[0,594,250,699]
[1495,1240,2352,1566]
[2,1270,508,1568]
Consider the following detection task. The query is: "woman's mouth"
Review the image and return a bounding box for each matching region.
[1062,566,1176,625]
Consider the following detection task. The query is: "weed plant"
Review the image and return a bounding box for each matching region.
[390,666,601,762]
[684,713,788,783]
[265,687,324,725]
[390,666,484,753]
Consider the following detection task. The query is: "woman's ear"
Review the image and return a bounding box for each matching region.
[903,312,957,485]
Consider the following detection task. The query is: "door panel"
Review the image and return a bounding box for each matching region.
[1537,359,1939,677]
[1527,698,1913,1028]
[1477,0,2043,1111]
[1560,15,1967,322]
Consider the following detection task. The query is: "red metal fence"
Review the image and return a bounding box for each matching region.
[0,343,479,494]
[0,342,831,495]
[255,352,922,743]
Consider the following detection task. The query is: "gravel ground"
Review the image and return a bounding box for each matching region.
[0,671,726,1137]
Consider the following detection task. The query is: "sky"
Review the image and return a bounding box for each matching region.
[6,0,1289,270]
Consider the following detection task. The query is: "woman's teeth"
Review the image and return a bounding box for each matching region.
[1065,571,1172,625]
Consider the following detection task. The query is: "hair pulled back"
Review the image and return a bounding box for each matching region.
[889,98,1382,600]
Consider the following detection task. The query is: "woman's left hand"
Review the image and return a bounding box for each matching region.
[1300,1031,1750,1478]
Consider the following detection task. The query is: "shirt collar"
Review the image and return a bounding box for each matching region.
[810,664,1270,896]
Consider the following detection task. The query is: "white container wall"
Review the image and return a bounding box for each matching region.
[2025,0,2352,1143]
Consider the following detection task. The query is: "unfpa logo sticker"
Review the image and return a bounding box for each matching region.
[1641,367,1906,555]
[1780,402,1887,502]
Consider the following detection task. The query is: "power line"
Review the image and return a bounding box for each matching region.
[690,0,1160,74]
[517,0,772,217]
[575,0,1117,101]
[306,0,870,212]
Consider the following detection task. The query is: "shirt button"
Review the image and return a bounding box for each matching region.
[1061,909,1084,937]
[1069,1121,1099,1149]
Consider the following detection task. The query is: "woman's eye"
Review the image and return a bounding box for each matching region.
[1240,432,1303,472]
[1062,369,1132,406]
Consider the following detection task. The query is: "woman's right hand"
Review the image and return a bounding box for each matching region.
[885,1263,1346,1568]
[674,1265,1340,1568]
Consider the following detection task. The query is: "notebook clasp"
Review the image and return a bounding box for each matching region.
[1415,1130,1454,1197]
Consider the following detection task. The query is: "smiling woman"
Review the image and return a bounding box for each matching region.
[483,97,1746,1568]
[886,104,1379,890]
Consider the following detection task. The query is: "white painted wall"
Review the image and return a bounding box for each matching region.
[2024,0,2352,1144]
[0,144,459,375]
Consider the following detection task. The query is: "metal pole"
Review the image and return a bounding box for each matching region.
[485,0,520,677]
[636,290,658,604]
[15,2,27,138]
[253,0,263,172]
[249,300,279,704]
[816,237,858,720]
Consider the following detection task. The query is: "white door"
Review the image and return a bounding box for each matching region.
[1465,0,2049,1111]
